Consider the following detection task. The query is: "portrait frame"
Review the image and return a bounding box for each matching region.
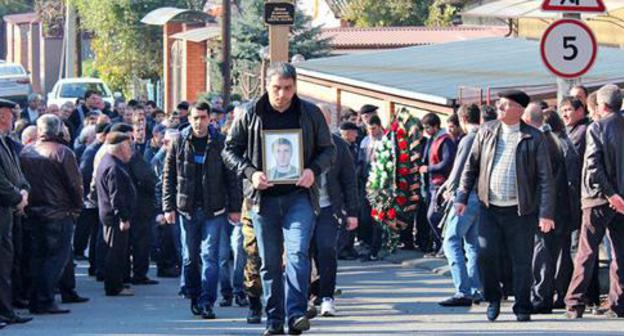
[262,129,304,184]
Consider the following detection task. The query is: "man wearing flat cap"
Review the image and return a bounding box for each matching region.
[0,99,32,326]
[454,89,555,322]
[94,132,136,296]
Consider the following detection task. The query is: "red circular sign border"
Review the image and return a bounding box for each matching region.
[540,18,598,79]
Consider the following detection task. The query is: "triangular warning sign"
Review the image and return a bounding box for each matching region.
[542,0,606,13]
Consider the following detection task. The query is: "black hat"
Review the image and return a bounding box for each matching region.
[106,132,131,145]
[177,101,189,111]
[339,121,360,131]
[210,107,225,115]
[0,98,17,109]
[95,122,111,134]
[498,89,530,108]
[109,122,133,133]
[359,104,378,115]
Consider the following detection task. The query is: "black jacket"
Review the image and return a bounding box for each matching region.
[567,117,590,160]
[326,134,358,217]
[95,153,136,226]
[222,94,336,214]
[0,136,29,226]
[80,140,103,197]
[455,120,555,220]
[127,152,157,221]
[162,125,242,219]
[581,112,624,209]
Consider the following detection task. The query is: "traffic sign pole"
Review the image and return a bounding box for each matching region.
[557,13,581,104]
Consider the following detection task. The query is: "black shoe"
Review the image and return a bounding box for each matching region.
[487,301,501,321]
[219,296,233,307]
[565,306,584,319]
[552,299,565,309]
[262,325,285,336]
[88,268,96,277]
[157,267,180,278]
[190,299,202,316]
[131,277,159,285]
[1,314,33,324]
[359,253,379,262]
[337,250,358,260]
[531,306,552,314]
[12,298,29,309]
[516,313,531,322]
[304,303,317,319]
[61,292,89,304]
[30,305,70,315]
[439,296,472,307]
[74,254,88,261]
[201,306,216,319]
[247,307,262,324]
[235,294,249,307]
[289,316,310,333]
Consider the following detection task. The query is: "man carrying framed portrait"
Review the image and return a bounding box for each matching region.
[223,62,335,336]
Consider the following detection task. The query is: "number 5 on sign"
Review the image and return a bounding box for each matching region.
[540,19,597,79]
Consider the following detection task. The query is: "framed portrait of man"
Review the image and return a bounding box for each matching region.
[262,129,304,184]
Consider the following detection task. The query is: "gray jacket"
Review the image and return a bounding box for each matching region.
[445,125,478,193]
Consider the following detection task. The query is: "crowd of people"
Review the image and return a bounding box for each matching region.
[0,61,622,335]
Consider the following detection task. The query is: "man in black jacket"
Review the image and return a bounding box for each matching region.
[223,63,335,335]
[163,102,242,320]
[95,132,136,296]
[455,90,555,322]
[20,115,83,314]
[310,106,358,317]
[0,99,32,326]
[565,85,624,318]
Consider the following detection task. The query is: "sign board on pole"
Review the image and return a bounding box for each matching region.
[541,0,606,13]
[264,2,295,25]
[540,19,597,79]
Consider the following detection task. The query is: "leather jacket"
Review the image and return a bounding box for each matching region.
[455,120,555,220]
[326,134,358,217]
[223,94,336,214]
[581,112,624,209]
[163,125,242,219]
[20,136,83,220]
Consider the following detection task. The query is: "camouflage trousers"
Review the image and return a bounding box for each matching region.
[241,215,263,299]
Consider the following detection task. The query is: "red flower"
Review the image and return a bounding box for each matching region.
[398,167,409,176]
[397,128,406,138]
[398,181,409,190]
[396,196,408,206]
[378,211,386,221]
[391,122,399,132]
[398,140,408,150]
[399,153,409,163]
[371,209,378,219]
[387,208,397,220]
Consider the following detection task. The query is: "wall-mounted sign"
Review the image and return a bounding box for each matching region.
[265,2,295,25]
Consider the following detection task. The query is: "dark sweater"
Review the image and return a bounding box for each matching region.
[95,153,136,226]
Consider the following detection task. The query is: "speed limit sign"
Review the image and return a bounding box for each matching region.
[540,19,597,79]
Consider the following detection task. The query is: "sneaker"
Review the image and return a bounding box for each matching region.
[304,302,317,319]
[320,297,336,317]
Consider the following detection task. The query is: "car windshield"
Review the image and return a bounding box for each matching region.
[0,65,26,76]
[59,82,110,98]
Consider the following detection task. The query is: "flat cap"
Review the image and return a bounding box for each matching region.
[109,122,133,133]
[359,104,378,115]
[339,121,360,131]
[95,122,111,134]
[0,98,17,109]
[106,131,131,145]
[498,89,530,108]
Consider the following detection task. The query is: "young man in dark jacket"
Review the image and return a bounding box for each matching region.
[163,102,242,320]
[95,132,136,297]
[223,62,335,335]
[455,90,555,322]
[20,115,83,314]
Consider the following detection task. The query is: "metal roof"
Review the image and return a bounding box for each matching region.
[462,0,624,19]
[140,7,213,26]
[295,37,624,106]
[3,12,39,24]
[171,25,221,42]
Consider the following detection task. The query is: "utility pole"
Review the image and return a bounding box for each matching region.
[65,1,77,78]
[221,0,232,107]
[76,14,82,77]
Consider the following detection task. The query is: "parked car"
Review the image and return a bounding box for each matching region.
[47,77,114,108]
[0,63,33,107]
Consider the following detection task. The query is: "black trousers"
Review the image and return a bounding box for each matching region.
[74,208,97,257]
[59,251,76,296]
[478,205,536,315]
[554,230,574,304]
[128,217,151,280]
[531,230,564,310]
[11,216,25,304]
[0,212,15,319]
[415,197,433,252]
[103,223,129,295]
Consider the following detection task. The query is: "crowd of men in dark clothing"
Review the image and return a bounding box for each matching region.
[0,63,623,334]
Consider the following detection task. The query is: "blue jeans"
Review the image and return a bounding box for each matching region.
[311,206,338,299]
[30,217,74,310]
[443,192,481,298]
[179,209,225,307]
[219,221,246,298]
[252,191,316,326]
